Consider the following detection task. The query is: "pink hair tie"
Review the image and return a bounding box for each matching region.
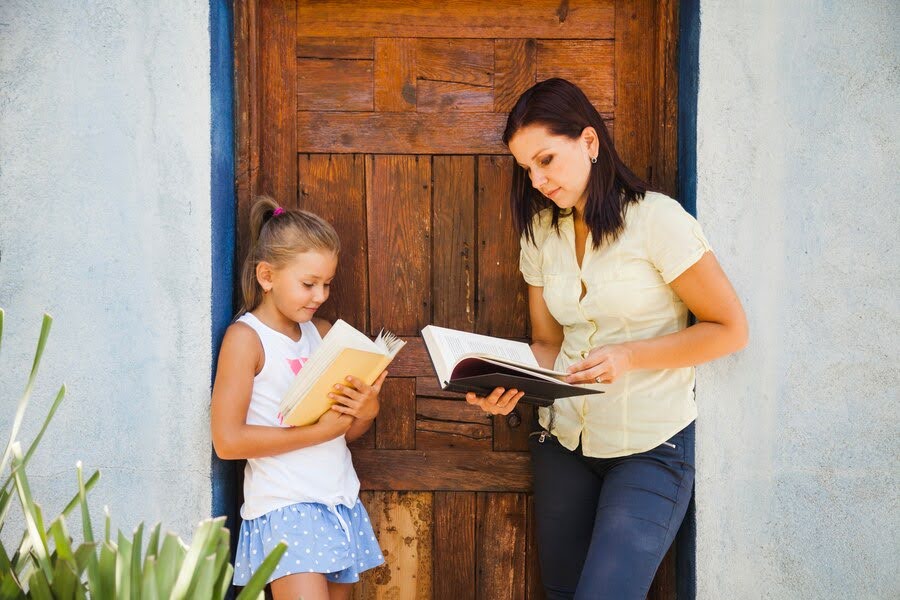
[273,207,285,217]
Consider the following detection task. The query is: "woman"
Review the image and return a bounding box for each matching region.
[465,78,748,599]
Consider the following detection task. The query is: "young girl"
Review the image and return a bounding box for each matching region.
[211,196,385,600]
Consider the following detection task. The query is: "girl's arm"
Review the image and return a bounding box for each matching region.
[211,322,352,460]
[565,252,748,384]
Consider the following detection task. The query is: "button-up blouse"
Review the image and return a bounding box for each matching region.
[519,192,712,457]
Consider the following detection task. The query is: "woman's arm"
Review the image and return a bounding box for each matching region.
[210,323,352,459]
[527,285,565,369]
[565,252,748,384]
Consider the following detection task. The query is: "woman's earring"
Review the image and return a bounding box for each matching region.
[591,156,598,164]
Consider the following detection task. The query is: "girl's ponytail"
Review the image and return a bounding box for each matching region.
[239,195,340,315]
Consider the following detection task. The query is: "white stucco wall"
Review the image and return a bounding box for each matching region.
[0,2,211,541]
[696,1,899,598]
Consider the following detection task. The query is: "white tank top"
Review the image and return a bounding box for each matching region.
[236,313,360,520]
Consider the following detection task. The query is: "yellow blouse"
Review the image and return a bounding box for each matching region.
[519,192,711,457]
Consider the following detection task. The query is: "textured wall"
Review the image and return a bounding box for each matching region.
[695,1,899,597]
[0,2,211,540]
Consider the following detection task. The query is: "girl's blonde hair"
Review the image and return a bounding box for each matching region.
[240,195,340,313]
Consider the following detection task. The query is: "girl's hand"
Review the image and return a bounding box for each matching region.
[465,387,525,416]
[564,344,634,384]
[316,408,354,439]
[329,371,388,421]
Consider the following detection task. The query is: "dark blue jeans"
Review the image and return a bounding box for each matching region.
[529,422,695,600]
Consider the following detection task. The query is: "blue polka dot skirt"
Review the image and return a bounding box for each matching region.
[233,500,384,585]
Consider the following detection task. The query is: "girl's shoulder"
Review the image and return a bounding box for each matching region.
[524,207,557,247]
[219,319,265,372]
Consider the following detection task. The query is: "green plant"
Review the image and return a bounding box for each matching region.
[0,310,284,599]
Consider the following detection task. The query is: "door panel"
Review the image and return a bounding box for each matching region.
[235,1,680,598]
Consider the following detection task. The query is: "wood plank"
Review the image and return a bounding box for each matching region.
[476,493,527,600]
[657,0,679,196]
[416,39,492,86]
[257,0,297,203]
[388,338,433,377]
[355,450,533,491]
[615,0,658,183]
[354,491,433,600]
[417,398,491,425]
[297,1,616,39]
[376,378,416,450]
[536,40,616,112]
[649,546,677,600]
[297,37,374,59]
[417,80,494,112]
[375,38,417,111]
[416,376,468,399]
[434,492,476,600]
[296,154,368,330]
[476,155,528,338]
[417,397,493,450]
[366,155,432,336]
[233,0,259,310]
[432,156,476,330]
[494,39,537,113]
[525,495,545,600]
[297,112,509,154]
[494,403,539,452]
[298,58,374,111]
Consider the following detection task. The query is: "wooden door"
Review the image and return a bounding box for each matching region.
[235,2,680,598]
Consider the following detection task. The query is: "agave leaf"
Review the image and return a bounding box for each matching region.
[191,554,218,600]
[49,517,75,564]
[0,488,12,530]
[76,462,93,544]
[0,536,12,575]
[155,532,186,600]
[0,569,26,599]
[234,541,287,600]
[0,385,67,493]
[96,541,117,600]
[73,542,98,574]
[130,523,144,600]
[10,446,53,582]
[141,556,160,600]
[145,522,161,562]
[1,314,52,477]
[50,556,81,600]
[214,561,234,600]
[26,567,53,600]
[117,530,133,600]
[169,519,218,600]
[58,470,100,518]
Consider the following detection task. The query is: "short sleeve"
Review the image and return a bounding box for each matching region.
[519,232,544,286]
[645,195,713,283]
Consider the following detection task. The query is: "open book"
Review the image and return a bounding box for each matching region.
[278,319,406,427]
[421,325,602,407]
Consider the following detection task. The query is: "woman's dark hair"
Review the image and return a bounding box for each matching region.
[502,78,648,248]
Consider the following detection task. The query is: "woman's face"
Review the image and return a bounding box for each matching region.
[507,124,596,214]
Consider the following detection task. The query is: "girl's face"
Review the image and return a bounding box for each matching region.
[507,124,597,214]
[265,250,338,324]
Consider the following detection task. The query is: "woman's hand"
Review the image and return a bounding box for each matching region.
[329,371,388,421]
[465,387,525,416]
[564,344,634,385]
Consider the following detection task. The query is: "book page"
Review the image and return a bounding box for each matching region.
[422,325,539,379]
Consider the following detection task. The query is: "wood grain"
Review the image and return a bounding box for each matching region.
[433,492,477,599]
[476,155,528,338]
[355,450,533,491]
[376,378,416,450]
[297,112,509,154]
[297,58,374,111]
[536,40,616,112]
[375,38,417,112]
[296,1,616,39]
[432,156,476,330]
[494,39,537,112]
[477,492,527,599]
[366,155,432,336]
[297,37,374,59]
[417,38,493,86]
[296,153,368,330]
